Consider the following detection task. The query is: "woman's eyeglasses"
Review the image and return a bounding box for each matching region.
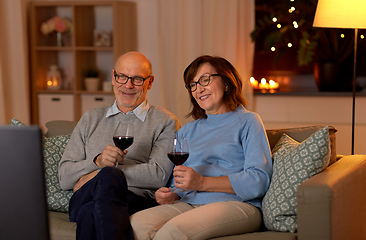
[185,74,220,92]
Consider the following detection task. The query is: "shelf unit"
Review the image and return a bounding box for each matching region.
[29,1,137,124]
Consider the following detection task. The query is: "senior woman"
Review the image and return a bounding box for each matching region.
[131,55,273,240]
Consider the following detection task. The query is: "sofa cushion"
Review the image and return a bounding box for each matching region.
[49,211,76,240]
[45,120,77,137]
[266,125,337,165]
[262,126,330,233]
[11,118,73,213]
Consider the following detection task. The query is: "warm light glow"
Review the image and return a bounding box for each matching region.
[250,77,259,89]
[277,24,282,28]
[269,80,280,89]
[361,35,365,39]
[271,46,276,51]
[47,76,60,89]
[313,0,366,29]
[259,78,267,90]
[288,43,293,47]
[272,17,277,22]
[341,33,345,38]
[47,77,59,86]
[293,21,299,28]
[289,6,295,13]
[256,78,280,90]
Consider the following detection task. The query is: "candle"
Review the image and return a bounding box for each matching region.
[269,80,279,89]
[259,78,269,89]
[252,77,279,91]
[250,77,258,89]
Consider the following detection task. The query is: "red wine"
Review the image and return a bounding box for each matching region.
[167,152,189,165]
[113,136,134,150]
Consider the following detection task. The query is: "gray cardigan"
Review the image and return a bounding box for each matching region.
[58,104,180,198]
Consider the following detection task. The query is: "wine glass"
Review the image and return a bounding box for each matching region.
[113,122,134,166]
[167,137,189,193]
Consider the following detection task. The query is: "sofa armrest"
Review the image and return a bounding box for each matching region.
[296,155,366,240]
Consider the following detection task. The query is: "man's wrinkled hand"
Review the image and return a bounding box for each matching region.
[95,145,126,168]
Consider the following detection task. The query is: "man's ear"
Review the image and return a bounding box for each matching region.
[111,70,116,87]
[147,75,154,90]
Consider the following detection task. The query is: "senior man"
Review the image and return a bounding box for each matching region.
[59,51,180,240]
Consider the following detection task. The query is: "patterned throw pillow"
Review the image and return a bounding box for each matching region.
[262,126,330,233]
[11,118,26,127]
[43,134,73,212]
[11,118,73,213]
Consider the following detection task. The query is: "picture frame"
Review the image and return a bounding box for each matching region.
[94,29,112,47]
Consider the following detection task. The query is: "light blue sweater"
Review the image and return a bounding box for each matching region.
[174,106,272,209]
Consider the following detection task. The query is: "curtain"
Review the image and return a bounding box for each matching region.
[150,0,255,125]
[0,0,30,125]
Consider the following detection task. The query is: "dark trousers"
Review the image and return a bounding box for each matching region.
[69,167,157,240]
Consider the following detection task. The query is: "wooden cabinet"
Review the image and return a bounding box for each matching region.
[38,93,75,125]
[80,94,115,116]
[29,1,137,125]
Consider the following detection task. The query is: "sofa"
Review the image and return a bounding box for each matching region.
[43,121,366,240]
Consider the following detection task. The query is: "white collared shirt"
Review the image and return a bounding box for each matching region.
[106,100,151,122]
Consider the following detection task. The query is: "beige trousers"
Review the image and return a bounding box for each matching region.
[130,200,262,240]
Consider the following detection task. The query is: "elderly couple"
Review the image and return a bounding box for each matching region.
[58,51,273,240]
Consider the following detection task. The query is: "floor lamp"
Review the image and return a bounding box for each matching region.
[313,0,366,155]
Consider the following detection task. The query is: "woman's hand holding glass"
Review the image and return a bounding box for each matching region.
[155,167,206,205]
[168,137,189,193]
[172,165,205,191]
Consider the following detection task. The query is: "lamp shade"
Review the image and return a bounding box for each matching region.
[313,0,366,29]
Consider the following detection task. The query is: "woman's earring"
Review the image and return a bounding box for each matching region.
[225,85,229,92]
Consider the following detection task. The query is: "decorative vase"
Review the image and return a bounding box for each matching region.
[85,77,100,91]
[314,62,362,92]
[56,32,63,47]
[313,62,341,91]
[103,81,113,92]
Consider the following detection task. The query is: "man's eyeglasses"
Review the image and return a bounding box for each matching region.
[113,70,151,86]
[185,74,220,92]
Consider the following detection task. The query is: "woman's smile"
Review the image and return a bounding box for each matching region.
[192,63,229,115]
[198,94,210,101]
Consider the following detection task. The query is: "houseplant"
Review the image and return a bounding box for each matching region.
[83,67,100,91]
[251,0,365,91]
